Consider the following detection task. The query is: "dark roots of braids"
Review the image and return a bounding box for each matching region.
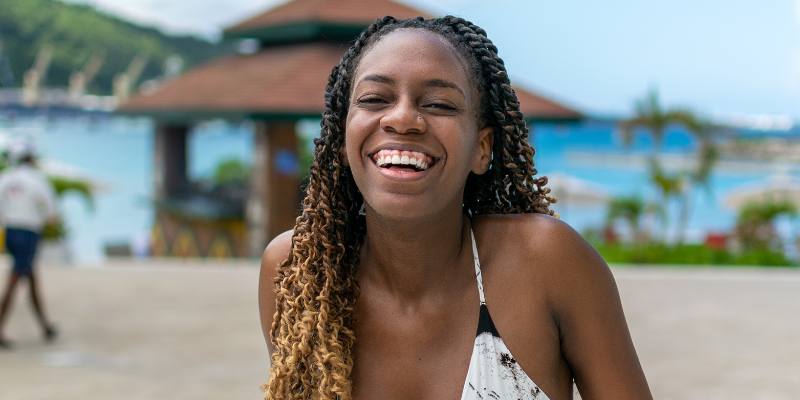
[264,15,555,400]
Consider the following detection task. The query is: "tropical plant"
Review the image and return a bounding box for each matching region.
[0,150,7,170]
[618,89,725,243]
[41,175,95,240]
[596,242,793,266]
[211,157,250,186]
[735,200,798,251]
[618,89,692,153]
[604,195,662,244]
[645,158,684,239]
[666,111,729,243]
[49,175,94,210]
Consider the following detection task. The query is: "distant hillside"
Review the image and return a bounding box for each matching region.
[0,0,233,94]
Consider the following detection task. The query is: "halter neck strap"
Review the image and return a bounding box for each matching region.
[469,226,486,305]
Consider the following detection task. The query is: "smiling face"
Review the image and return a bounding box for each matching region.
[345,28,493,220]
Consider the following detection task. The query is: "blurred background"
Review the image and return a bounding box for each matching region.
[0,0,798,399]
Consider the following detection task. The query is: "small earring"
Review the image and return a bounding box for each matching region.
[359,202,366,216]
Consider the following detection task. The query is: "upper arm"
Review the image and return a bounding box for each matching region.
[538,217,652,399]
[259,229,293,353]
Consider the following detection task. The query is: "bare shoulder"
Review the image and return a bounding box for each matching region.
[259,229,294,351]
[473,212,609,284]
[473,213,618,328]
[261,229,294,274]
[475,214,651,398]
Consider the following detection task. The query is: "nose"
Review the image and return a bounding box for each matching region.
[380,98,426,135]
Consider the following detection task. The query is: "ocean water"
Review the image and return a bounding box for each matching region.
[0,114,796,263]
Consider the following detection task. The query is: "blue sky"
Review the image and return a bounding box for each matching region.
[66,0,800,122]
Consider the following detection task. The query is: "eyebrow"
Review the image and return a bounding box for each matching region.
[358,74,466,97]
[424,78,465,97]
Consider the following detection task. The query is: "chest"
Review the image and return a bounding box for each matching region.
[350,289,559,399]
[351,285,478,400]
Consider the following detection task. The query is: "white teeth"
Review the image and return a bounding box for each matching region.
[372,150,433,170]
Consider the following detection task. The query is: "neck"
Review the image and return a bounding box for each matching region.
[359,204,471,302]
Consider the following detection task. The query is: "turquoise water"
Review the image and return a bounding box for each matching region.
[1,114,796,263]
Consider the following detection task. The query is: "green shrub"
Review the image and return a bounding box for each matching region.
[595,242,794,267]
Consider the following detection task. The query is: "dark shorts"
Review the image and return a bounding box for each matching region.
[5,227,40,276]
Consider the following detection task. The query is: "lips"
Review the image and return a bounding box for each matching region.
[372,149,432,171]
[368,145,438,168]
[367,145,440,180]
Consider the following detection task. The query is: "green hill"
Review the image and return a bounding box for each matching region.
[0,0,232,94]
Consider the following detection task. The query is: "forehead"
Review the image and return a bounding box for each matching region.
[353,28,472,89]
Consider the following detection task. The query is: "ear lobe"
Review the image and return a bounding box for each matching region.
[473,126,494,175]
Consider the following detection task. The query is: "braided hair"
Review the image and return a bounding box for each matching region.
[264,16,554,400]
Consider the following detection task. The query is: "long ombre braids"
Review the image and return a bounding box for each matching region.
[265,15,555,400]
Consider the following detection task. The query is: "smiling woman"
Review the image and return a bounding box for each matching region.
[259,16,652,400]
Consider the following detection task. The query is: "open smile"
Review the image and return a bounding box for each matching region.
[367,147,440,181]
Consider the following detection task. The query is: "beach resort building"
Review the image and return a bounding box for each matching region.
[118,0,581,258]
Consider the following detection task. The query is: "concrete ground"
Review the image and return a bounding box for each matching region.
[0,258,798,400]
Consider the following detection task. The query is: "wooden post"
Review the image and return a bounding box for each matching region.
[247,121,300,257]
[153,123,189,199]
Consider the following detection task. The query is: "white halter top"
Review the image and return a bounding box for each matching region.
[461,228,551,400]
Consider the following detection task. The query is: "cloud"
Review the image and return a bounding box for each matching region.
[65,0,282,38]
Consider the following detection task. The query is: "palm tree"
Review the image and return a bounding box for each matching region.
[618,89,725,243]
[42,176,95,240]
[668,113,726,243]
[645,159,684,240]
[618,89,690,242]
[618,89,692,154]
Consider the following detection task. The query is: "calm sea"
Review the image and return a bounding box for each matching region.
[1,114,797,263]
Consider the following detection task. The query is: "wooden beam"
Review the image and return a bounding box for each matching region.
[247,121,300,257]
[154,123,189,199]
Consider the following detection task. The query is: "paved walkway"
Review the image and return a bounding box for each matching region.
[1,259,798,399]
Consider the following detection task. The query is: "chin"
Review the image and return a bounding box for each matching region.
[365,193,442,221]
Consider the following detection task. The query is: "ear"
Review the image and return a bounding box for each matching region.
[472,126,493,175]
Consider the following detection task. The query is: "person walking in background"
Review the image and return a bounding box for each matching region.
[0,141,58,349]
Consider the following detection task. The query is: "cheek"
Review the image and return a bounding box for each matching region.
[343,112,372,168]
[444,121,481,166]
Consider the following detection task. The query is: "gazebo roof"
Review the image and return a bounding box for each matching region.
[119,0,582,122]
[120,44,343,120]
[223,0,431,42]
[118,43,581,122]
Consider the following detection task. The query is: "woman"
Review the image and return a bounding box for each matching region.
[259,16,652,399]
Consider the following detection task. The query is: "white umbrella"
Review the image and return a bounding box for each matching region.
[545,172,609,219]
[723,173,800,210]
